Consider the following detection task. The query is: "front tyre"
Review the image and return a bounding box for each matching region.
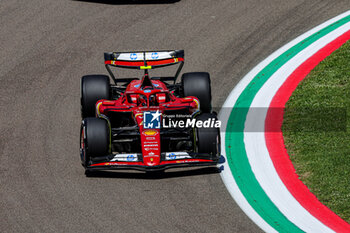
[80,117,110,168]
[195,113,220,158]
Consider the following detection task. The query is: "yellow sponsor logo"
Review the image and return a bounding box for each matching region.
[142,129,158,136]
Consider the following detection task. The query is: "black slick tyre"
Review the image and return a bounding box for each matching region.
[195,113,220,158]
[84,117,110,160]
[81,75,110,118]
[182,72,212,113]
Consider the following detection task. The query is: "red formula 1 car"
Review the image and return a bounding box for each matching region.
[80,50,220,175]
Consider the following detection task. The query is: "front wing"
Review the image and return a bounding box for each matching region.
[86,152,219,172]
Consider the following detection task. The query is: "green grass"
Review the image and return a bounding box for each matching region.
[282,40,350,222]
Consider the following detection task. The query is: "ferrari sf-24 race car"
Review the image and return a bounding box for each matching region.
[80,50,221,175]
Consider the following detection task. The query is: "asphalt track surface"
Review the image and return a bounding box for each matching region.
[0,0,349,232]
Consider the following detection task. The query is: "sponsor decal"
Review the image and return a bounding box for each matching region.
[169,153,176,160]
[165,152,191,160]
[127,154,136,161]
[130,53,137,60]
[144,111,161,129]
[142,129,158,136]
[151,52,159,59]
[144,144,158,147]
[144,151,159,158]
[111,154,138,162]
[162,118,221,129]
[146,137,156,140]
[145,147,159,151]
[144,90,151,93]
[144,141,158,144]
[175,159,200,163]
[107,162,119,165]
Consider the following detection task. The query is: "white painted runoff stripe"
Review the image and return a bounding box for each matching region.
[244,21,350,233]
[219,10,350,232]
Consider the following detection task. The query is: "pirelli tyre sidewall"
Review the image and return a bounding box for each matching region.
[81,75,110,118]
[195,113,220,158]
[80,122,87,167]
[81,118,110,167]
[181,72,212,113]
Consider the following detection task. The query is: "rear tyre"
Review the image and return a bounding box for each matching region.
[81,75,110,118]
[81,117,110,168]
[182,72,212,113]
[195,113,220,158]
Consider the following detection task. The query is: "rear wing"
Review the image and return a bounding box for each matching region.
[104,50,184,69]
[104,50,184,85]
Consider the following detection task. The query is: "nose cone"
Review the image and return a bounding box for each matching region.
[144,157,158,166]
[142,150,161,166]
[140,128,161,166]
[136,108,162,167]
